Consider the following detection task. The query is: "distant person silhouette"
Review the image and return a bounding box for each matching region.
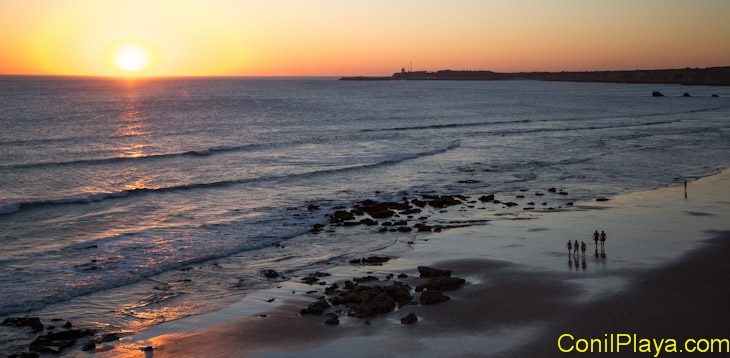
[593,230,600,245]
[574,240,579,255]
[566,240,572,254]
[581,241,587,256]
[600,231,607,247]
[685,180,688,198]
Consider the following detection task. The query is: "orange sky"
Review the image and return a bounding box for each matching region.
[1,0,729,76]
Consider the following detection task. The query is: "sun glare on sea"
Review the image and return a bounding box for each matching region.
[110,43,151,74]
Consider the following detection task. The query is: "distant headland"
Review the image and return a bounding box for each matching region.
[340,66,730,86]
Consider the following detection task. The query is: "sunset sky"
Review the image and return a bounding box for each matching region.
[1,0,729,77]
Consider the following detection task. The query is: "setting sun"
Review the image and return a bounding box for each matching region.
[110,42,152,74]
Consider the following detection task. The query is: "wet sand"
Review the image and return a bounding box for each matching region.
[97,169,730,357]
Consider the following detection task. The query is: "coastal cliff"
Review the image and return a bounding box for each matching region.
[341,67,730,86]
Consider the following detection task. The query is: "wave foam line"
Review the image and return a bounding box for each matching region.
[0,141,460,216]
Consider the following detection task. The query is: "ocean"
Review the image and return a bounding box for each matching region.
[1,76,729,345]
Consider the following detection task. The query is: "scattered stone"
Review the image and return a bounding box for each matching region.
[81,340,96,351]
[142,346,154,352]
[353,276,379,283]
[547,188,557,192]
[400,313,418,324]
[566,202,574,206]
[419,290,450,305]
[18,353,40,358]
[30,329,95,354]
[350,256,390,265]
[458,180,481,184]
[712,94,719,97]
[324,313,340,325]
[307,204,320,211]
[396,227,412,232]
[359,218,378,226]
[682,92,691,97]
[425,276,465,291]
[527,202,535,205]
[262,269,279,278]
[301,276,319,285]
[516,195,525,198]
[504,202,518,207]
[652,91,664,97]
[418,266,452,278]
[101,333,122,342]
[535,192,544,196]
[300,299,330,315]
[524,207,534,210]
[596,197,609,202]
[397,273,408,279]
[2,317,43,333]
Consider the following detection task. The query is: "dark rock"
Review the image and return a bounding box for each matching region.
[566,202,574,206]
[504,202,518,207]
[342,221,360,226]
[527,202,535,205]
[414,223,432,232]
[397,273,408,279]
[712,94,719,97]
[478,194,495,202]
[419,290,451,305]
[301,276,319,285]
[81,340,96,351]
[548,187,557,192]
[596,198,609,202]
[458,179,481,184]
[300,299,330,315]
[30,329,95,354]
[415,285,426,292]
[307,204,320,211]
[324,313,339,325]
[359,293,396,315]
[426,276,466,291]
[418,266,452,278]
[652,91,665,97]
[535,192,544,196]
[682,92,691,97]
[329,210,355,223]
[433,227,442,232]
[143,346,154,352]
[378,227,388,232]
[101,333,122,342]
[353,276,379,283]
[396,227,412,232]
[559,191,568,195]
[421,195,462,208]
[401,208,421,215]
[262,269,279,278]
[524,207,534,210]
[2,317,44,333]
[18,353,40,358]
[359,218,378,226]
[400,313,418,324]
[516,195,525,198]
[391,220,408,226]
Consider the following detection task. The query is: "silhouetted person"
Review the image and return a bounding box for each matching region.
[574,240,579,255]
[685,180,688,198]
[581,241,587,256]
[566,240,572,254]
[593,230,600,245]
[600,231,606,247]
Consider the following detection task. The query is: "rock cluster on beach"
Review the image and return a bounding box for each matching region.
[1,317,130,356]
[298,262,465,325]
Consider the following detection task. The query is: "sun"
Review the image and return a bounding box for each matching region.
[111,43,151,74]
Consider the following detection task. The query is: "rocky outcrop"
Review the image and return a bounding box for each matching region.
[400,313,418,324]
[2,317,43,333]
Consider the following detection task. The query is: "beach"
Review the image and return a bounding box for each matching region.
[93,168,730,357]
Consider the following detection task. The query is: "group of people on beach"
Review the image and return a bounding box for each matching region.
[566,230,606,256]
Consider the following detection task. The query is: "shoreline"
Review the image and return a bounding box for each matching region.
[93,169,730,357]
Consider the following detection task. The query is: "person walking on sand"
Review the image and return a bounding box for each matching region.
[573,240,579,255]
[593,230,600,245]
[581,241,587,256]
[600,230,607,246]
[566,240,572,254]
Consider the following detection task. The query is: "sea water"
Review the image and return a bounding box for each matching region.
[1,76,729,343]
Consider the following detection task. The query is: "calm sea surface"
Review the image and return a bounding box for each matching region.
[1,76,729,340]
